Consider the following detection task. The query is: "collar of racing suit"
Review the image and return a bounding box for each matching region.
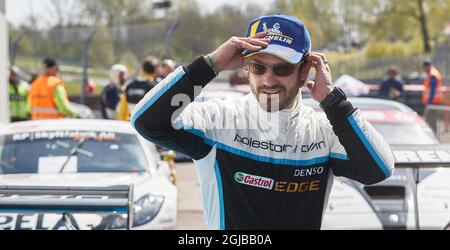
[245,92,303,142]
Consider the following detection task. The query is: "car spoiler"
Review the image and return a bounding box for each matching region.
[391,144,450,230]
[0,185,134,230]
[391,144,450,168]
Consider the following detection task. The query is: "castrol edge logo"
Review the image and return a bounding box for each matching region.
[234,172,274,190]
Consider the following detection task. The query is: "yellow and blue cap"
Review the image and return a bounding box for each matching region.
[242,14,311,64]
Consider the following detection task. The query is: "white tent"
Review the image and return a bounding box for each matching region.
[334,74,370,97]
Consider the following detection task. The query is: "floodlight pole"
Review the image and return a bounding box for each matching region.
[80,28,97,105]
[10,33,24,66]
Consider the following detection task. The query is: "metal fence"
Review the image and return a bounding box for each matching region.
[332,40,450,82]
[10,20,450,105]
[332,55,428,80]
[9,19,179,103]
[322,32,450,82]
[433,37,450,81]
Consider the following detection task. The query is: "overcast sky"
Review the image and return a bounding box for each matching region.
[6,0,274,27]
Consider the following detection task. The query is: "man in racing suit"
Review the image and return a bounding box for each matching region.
[131,14,394,230]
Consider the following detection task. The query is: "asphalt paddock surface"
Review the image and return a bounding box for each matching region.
[176,162,207,230]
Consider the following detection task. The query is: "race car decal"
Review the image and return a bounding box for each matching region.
[11,131,117,142]
[394,150,450,163]
[0,214,83,230]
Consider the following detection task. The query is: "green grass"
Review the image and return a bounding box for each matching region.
[65,82,104,96]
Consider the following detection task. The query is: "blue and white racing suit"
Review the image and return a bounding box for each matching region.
[131,56,395,230]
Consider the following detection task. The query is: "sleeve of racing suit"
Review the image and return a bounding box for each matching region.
[130,56,217,160]
[325,99,395,185]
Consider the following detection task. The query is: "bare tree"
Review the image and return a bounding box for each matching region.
[417,0,431,53]
[80,0,153,27]
[365,0,445,53]
[46,0,83,27]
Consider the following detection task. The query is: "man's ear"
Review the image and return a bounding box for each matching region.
[298,61,309,87]
[242,66,250,79]
[298,78,307,88]
[299,61,309,78]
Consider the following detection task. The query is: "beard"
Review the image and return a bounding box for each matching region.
[254,85,283,112]
[257,93,280,112]
[255,88,299,112]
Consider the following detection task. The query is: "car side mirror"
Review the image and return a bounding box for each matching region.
[158,150,177,184]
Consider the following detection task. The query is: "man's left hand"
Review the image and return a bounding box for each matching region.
[301,52,334,102]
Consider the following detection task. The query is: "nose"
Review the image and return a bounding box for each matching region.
[262,67,277,87]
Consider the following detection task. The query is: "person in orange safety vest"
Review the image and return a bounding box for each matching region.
[29,58,79,120]
[422,59,444,105]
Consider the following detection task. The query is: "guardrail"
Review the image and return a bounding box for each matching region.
[424,105,450,143]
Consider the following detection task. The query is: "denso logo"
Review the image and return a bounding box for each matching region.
[294,166,324,177]
[234,172,274,190]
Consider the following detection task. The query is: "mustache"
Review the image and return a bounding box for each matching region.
[257,86,285,92]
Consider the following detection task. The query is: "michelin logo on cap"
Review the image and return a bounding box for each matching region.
[263,22,293,45]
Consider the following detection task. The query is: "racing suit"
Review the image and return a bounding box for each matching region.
[131,56,395,230]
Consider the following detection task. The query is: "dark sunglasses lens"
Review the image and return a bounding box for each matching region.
[273,64,295,76]
[248,63,266,75]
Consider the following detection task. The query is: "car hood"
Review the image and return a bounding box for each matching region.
[0,172,177,230]
[0,172,176,199]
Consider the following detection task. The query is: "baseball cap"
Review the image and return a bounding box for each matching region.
[242,14,312,64]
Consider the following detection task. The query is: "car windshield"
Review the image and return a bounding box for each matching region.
[371,123,439,145]
[0,130,148,174]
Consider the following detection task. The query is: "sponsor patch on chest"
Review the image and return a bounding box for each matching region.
[234,172,274,190]
[233,134,326,154]
[234,171,324,193]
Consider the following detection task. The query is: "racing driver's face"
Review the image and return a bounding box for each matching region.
[245,53,306,112]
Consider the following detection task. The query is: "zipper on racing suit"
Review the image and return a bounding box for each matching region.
[280,109,300,229]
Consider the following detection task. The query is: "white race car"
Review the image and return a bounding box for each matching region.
[70,102,96,119]
[304,97,450,230]
[0,119,177,230]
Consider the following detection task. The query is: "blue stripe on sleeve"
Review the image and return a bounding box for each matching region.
[131,68,186,129]
[347,115,391,178]
[214,161,225,230]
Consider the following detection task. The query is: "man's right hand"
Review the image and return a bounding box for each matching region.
[206,32,270,74]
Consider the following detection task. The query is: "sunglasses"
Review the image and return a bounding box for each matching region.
[246,61,298,77]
